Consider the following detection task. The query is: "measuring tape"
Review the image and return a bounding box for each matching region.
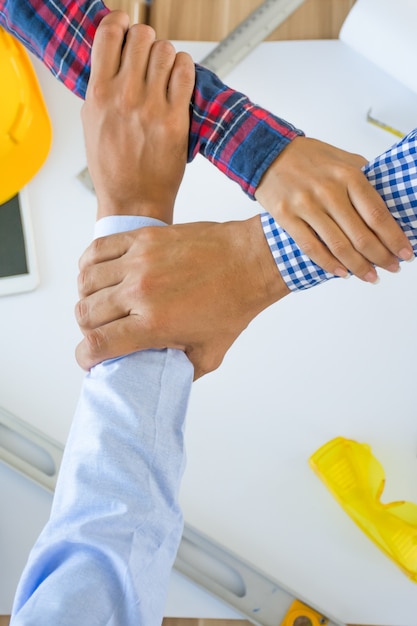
[281,600,329,626]
[199,0,306,78]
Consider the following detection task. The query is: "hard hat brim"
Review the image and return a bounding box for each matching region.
[0,28,52,205]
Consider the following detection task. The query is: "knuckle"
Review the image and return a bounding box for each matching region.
[116,87,137,112]
[153,38,176,59]
[78,251,86,272]
[330,239,350,257]
[77,269,92,297]
[153,118,174,145]
[332,161,356,178]
[297,188,316,205]
[136,226,161,255]
[137,305,161,335]
[272,202,289,222]
[75,343,86,370]
[276,194,310,223]
[296,238,319,258]
[140,225,158,243]
[365,205,390,226]
[84,328,107,359]
[88,80,110,106]
[126,275,148,301]
[131,23,156,42]
[74,298,90,327]
[98,18,127,42]
[150,41,176,78]
[88,237,105,261]
[143,315,160,338]
[352,231,373,253]
[75,342,91,371]
[78,242,98,272]
[176,51,194,74]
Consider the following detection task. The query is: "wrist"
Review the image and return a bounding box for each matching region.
[96,198,174,224]
[225,216,290,321]
[254,135,305,210]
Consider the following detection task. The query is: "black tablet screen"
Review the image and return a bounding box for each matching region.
[0,194,28,278]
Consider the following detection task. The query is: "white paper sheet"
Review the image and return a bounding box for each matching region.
[340,0,417,95]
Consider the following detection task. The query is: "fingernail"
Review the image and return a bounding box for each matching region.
[334,267,349,278]
[364,270,380,284]
[399,247,415,262]
[386,262,401,273]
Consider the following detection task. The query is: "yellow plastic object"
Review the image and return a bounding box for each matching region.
[281,599,328,626]
[0,27,52,203]
[309,436,417,582]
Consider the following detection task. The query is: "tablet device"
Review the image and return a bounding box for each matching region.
[0,188,39,296]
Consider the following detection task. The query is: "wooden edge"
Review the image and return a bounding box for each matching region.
[0,615,386,625]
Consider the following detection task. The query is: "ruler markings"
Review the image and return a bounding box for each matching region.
[200,0,307,78]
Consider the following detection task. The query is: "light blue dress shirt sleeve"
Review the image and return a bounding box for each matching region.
[11,216,194,626]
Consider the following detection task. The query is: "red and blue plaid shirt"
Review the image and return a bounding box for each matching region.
[0,0,303,198]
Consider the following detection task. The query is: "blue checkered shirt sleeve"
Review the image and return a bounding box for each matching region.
[261,129,417,291]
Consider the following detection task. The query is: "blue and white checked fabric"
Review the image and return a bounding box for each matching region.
[261,128,417,291]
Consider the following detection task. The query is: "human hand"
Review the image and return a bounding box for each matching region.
[75,217,289,378]
[81,11,195,222]
[255,136,414,283]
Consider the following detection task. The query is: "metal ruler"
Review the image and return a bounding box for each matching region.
[0,405,344,626]
[0,405,62,492]
[177,524,344,626]
[199,0,307,78]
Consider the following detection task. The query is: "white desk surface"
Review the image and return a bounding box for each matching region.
[1,40,417,624]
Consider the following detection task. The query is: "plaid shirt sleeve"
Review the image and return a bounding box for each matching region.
[0,0,303,199]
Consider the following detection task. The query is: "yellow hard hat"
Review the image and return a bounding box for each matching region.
[0,27,52,204]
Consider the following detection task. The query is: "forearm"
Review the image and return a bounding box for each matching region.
[11,218,194,626]
[189,64,303,197]
[0,0,108,96]
[0,0,303,196]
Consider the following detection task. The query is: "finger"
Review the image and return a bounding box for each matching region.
[309,182,400,274]
[120,23,156,84]
[319,224,381,283]
[78,232,133,272]
[297,184,396,280]
[77,257,125,298]
[348,176,414,263]
[280,215,350,278]
[75,282,128,329]
[145,39,177,95]
[75,316,175,370]
[288,217,380,282]
[326,206,399,275]
[167,51,195,107]
[90,11,130,84]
